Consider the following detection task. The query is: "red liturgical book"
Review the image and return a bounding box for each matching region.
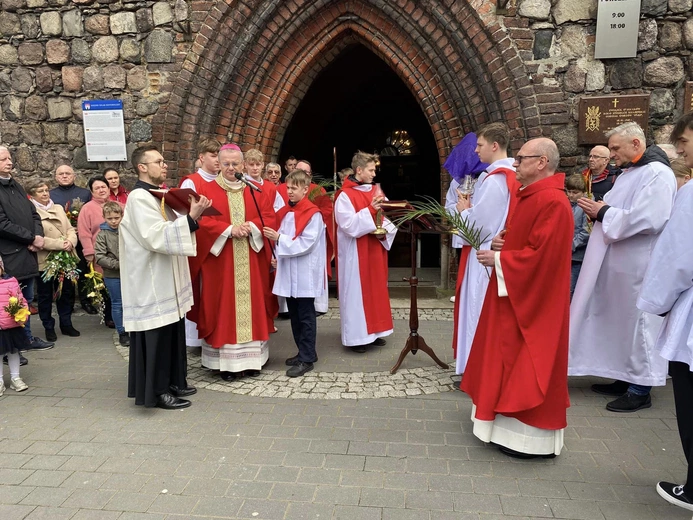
[149,188,221,216]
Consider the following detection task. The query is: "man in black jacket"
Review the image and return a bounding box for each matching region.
[0,147,54,354]
[49,164,96,314]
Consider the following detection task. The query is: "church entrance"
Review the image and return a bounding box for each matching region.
[279,44,441,268]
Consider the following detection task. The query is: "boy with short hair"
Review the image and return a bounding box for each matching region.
[262,170,326,377]
[565,174,590,299]
[94,201,129,346]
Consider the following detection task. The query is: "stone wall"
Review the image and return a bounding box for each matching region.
[0,0,691,186]
[511,0,692,168]
[0,0,190,185]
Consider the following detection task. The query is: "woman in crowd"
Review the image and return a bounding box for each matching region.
[26,181,80,340]
[77,175,122,328]
[264,162,282,185]
[104,168,128,204]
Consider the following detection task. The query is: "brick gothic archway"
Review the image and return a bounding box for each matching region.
[157,0,540,179]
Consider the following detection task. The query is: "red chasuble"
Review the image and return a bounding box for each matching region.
[461,174,573,430]
[451,168,520,359]
[194,179,277,347]
[339,179,393,335]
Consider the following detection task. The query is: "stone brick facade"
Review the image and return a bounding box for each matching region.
[0,0,690,196]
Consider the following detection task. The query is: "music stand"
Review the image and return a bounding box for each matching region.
[383,202,450,374]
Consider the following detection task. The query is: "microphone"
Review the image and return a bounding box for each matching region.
[234,172,262,192]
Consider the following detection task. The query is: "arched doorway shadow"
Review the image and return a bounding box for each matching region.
[280,44,440,267]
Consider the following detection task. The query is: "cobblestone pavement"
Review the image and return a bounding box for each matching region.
[0,309,690,519]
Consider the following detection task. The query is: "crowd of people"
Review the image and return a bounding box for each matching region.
[2,113,693,512]
[445,116,693,513]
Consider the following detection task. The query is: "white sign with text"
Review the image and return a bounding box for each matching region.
[594,0,641,59]
[82,100,127,162]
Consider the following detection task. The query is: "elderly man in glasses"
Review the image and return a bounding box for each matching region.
[461,137,573,459]
[582,145,620,201]
[570,122,677,413]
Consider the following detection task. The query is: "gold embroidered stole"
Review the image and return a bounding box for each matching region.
[216,177,252,344]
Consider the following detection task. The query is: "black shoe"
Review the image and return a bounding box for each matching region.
[286,355,318,366]
[244,370,261,377]
[277,312,290,320]
[81,301,98,315]
[591,380,629,396]
[155,393,191,410]
[371,338,386,346]
[118,333,130,346]
[29,337,54,351]
[349,345,367,353]
[170,384,197,397]
[60,325,80,337]
[287,362,314,378]
[498,445,556,460]
[220,371,237,382]
[606,392,652,413]
[105,320,115,329]
[656,482,693,511]
[45,328,57,342]
[3,354,28,366]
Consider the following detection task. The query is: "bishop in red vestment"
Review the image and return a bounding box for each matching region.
[194,149,277,380]
[462,138,573,459]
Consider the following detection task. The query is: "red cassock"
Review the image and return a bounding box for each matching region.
[461,174,573,430]
[194,180,277,347]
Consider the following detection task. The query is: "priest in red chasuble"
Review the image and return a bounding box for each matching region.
[461,138,573,459]
[194,147,277,382]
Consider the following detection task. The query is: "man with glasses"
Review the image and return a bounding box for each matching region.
[461,138,573,459]
[194,147,277,381]
[570,122,677,413]
[582,145,620,201]
[122,144,210,410]
[264,163,282,186]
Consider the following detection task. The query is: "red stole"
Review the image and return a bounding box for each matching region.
[341,182,393,335]
[451,168,520,360]
[276,197,320,238]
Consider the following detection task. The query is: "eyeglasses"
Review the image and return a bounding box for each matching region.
[515,155,545,164]
[267,170,281,175]
[588,155,609,160]
[143,159,166,166]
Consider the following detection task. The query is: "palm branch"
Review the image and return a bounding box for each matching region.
[391,196,491,250]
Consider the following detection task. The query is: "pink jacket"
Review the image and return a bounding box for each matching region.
[0,276,25,330]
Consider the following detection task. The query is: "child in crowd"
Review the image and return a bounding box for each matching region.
[565,174,590,299]
[0,255,30,396]
[262,170,327,377]
[94,202,129,346]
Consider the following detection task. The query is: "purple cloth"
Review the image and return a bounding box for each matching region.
[443,133,489,183]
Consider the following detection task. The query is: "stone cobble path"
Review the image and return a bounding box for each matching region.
[0,310,690,519]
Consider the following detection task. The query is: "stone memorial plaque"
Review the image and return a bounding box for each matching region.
[685,82,693,115]
[595,0,641,59]
[578,94,650,145]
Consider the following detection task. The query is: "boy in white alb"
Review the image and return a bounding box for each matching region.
[263,170,326,377]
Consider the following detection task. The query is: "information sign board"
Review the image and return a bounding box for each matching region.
[594,0,641,59]
[82,100,127,162]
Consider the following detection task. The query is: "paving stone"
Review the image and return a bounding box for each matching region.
[284,501,334,520]
[333,504,382,520]
[237,498,288,519]
[269,482,316,502]
[359,487,404,508]
[24,506,79,519]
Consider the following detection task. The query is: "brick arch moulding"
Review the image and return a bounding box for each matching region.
[159,0,538,179]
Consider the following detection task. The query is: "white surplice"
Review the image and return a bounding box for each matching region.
[453,158,515,374]
[637,181,693,368]
[273,212,326,299]
[335,185,396,346]
[120,189,197,332]
[445,179,463,249]
[180,168,216,347]
[569,156,677,385]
